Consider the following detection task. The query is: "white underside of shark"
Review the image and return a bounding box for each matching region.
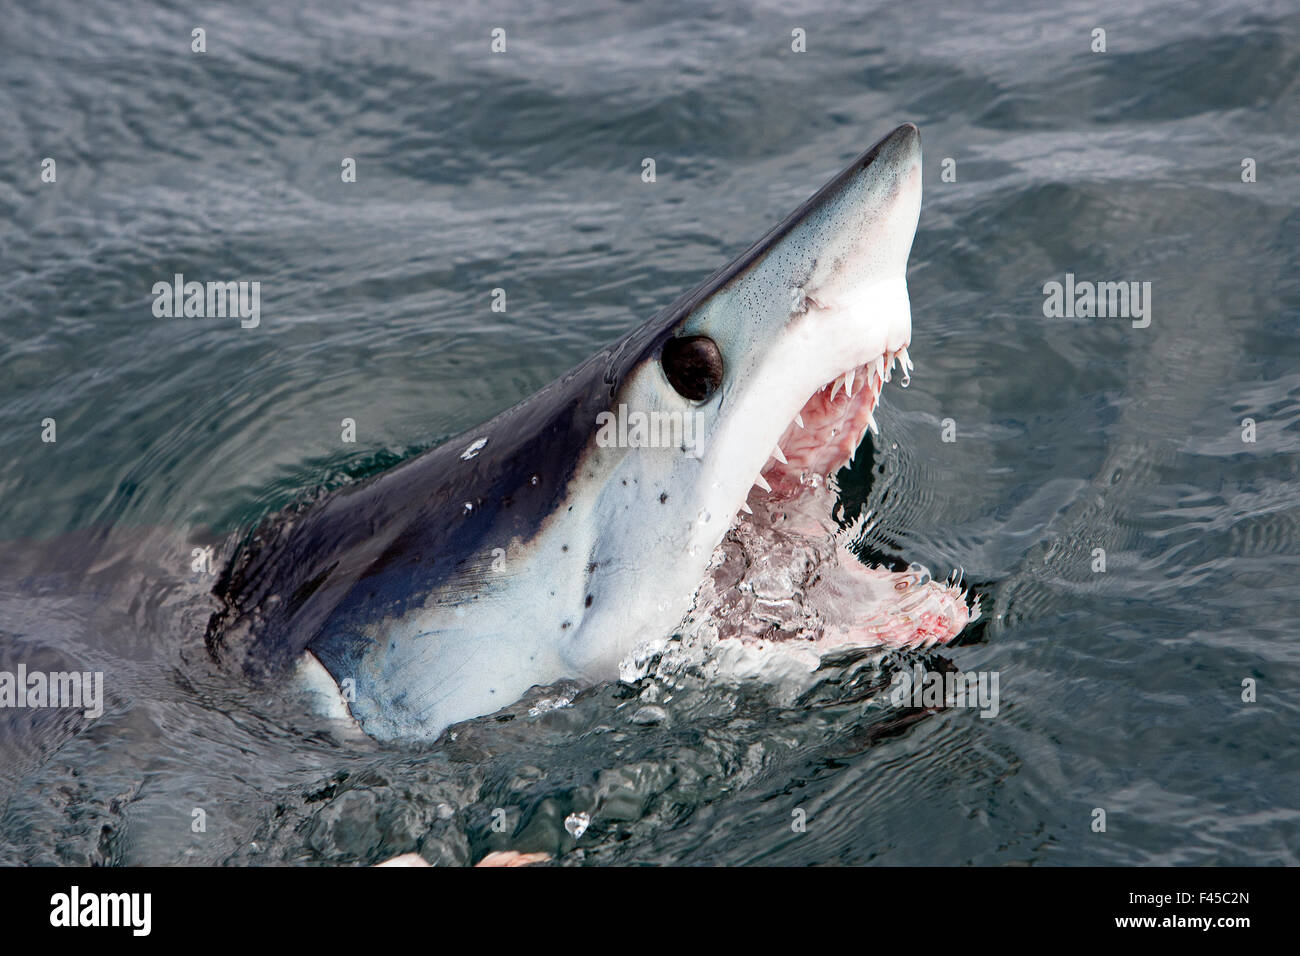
[208,124,977,742]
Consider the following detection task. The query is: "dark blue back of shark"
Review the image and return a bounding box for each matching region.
[205,129,910,682]
[208,346,620,680]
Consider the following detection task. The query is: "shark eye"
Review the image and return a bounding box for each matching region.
[661,335,723,401]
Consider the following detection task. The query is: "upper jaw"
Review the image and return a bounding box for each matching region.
[642,125,924,565]
[755,344,913,503]
[725,273,914,516]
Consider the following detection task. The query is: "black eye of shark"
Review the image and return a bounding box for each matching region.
[205,124,977,746]
[660,335,723,401]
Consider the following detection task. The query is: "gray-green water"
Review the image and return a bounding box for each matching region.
[0,0,1297,864]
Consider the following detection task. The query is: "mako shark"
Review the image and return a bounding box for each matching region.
[206,123,976,741]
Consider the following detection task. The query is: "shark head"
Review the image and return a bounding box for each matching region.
[216,124,975,741]
[562,123,976,675]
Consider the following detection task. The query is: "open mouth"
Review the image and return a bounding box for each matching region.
[756,347,912,502]
[690,346,978,654]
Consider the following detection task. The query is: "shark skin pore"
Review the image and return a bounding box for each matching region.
[206,124,976,741]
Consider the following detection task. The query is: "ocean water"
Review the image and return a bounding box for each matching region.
[0,0,1297,865]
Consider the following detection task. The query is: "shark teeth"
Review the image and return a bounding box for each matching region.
[898,346,912,387]
[736,344,915,523]
[829,367,861,401]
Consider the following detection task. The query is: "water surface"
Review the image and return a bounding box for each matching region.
[0,0,1297,864]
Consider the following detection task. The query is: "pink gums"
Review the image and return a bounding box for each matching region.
[698,347,977,655]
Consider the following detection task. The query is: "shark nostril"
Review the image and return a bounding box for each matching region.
[661,335,723,401]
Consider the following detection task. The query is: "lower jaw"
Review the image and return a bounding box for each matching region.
[693,348,977,654]
[693,486,976,655]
